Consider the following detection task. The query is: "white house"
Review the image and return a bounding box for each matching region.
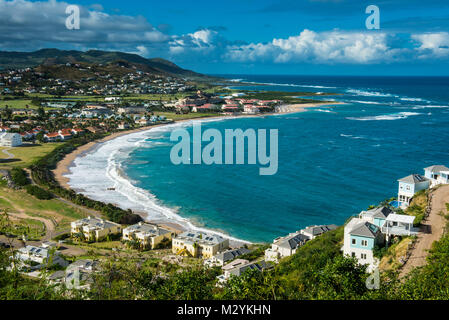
[216,260,272,285]
[342,218,385,272]
[0,132,22,147]
[16,245,68,268]
[359,206,393,228]
[122,222,173,250]
[300,224,338,240]
[423,165,449,187]
[265,231,309,263]
[71,216,122,242]
[172,231,229,259]
[397,174,430,208]
[204,247,251,267]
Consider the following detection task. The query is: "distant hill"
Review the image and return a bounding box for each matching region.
[0,49,206,79]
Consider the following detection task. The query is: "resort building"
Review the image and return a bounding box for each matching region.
[16,245,68,268]
[342,218,385,272]
[397,174,430,208]
[423,165,449,187]
[135,117,150,126]
[172,231,229,258]
[118,122,130,130]
[0,132,22,147]
[300,224,338,239]
[44,132,61,142]
[204,247,251,267]
[265,231,309,263]
[71,216,122,242]
[122,222,173,250]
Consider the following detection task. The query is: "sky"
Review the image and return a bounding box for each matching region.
[1,0,449,75]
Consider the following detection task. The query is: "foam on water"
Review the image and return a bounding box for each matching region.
[65,120,250,244]
[346,112,422,121]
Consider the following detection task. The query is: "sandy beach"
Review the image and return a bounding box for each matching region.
[52,101,341,245]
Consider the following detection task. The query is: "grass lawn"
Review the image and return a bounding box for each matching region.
[0,99,34,109]
[0,142,64,168]
[0,186,91,232]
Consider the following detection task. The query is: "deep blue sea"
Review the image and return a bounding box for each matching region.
[67,75,449,243]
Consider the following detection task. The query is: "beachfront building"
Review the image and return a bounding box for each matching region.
[16,245,68,269]
[243,105,260,114]
[44,132,61,142]
[172,231,229,259]
[71,216,122,242]
[0,132,22,147]
[424,165,449,187]
[122,222,173,250]
[204,247,251,267]
[265,232,309,263]
[397,174,430,209]
[58,129,73,140]
[118,122,130,130]
[342,218,385,272]
[135,117,150,126]
[300,224,338,240]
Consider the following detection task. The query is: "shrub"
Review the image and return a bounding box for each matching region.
[10,168,29,187]
[25,185,53,200]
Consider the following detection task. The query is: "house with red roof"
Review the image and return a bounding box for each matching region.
[58,129,73,140]
[44,132,61,142]
[71,128,85,135]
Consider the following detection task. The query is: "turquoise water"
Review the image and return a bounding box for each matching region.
[121,76,449,242]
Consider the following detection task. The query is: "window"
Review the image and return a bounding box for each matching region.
[361,240,368,247]
[352,239,356,245]
[361,253,367,260]
[406,186,410,190]
[351,252,356,257]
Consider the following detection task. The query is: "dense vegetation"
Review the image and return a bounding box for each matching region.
[24,185,53,200]
[10,168,29,187]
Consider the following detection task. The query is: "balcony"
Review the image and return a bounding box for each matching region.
[381,226,419,236]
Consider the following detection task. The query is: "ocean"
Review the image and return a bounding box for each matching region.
[64,75,449,243]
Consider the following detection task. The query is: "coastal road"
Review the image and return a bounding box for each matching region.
[399,185,449,278]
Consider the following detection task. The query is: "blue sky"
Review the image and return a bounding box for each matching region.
[1,0,449,75]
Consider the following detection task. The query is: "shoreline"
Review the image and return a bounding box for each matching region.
[52,101,342,245]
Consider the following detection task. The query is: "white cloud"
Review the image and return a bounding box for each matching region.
[411,32,449,58]
[224,29,395,64]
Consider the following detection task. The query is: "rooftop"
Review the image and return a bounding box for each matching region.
[398,174,429,184]
[424,165,449,173]
[176,231,227,246]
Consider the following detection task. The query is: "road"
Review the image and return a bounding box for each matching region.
[1,148,14,159]
[399,185,449,278]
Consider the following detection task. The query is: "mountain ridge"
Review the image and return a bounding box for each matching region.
[0,48,206,79]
